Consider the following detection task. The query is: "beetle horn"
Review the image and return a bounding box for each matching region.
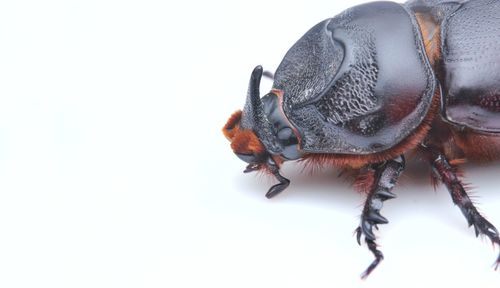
[241,66,283,155]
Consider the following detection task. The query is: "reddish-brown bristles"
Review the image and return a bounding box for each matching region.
[222,110,265,156]
[230,129,265,155]
[354,168,376,194]
[222,110,243,140]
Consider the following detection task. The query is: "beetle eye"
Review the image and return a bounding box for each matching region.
[235,152,257,164]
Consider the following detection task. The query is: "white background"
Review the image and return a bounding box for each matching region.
[1,0,500,287]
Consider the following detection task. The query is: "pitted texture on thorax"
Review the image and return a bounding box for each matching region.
[275,1,436,154]
[315,31,378,125]
[273,20,344,106]
[441,0,500,132]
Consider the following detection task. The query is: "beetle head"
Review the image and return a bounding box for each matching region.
[223,66,285,171]
[223,66,293,198]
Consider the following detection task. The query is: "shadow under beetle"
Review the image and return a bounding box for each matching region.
[222,0,500,278]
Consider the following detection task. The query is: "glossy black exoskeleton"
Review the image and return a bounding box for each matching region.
[223,0,500,278]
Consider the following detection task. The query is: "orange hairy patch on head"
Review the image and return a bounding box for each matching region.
[230,129,265,155]
[222,110,265,155]
[222,110,243,140]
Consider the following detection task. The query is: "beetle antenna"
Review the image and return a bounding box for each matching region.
[262,70,274,80]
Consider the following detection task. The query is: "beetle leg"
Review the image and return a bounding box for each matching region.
[429,150,500,269]
[355,156,405,279]
[265,157,290,199]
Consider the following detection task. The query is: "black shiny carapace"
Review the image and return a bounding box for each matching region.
[223,0,500,278]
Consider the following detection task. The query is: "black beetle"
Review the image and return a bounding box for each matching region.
[222,0,500,278]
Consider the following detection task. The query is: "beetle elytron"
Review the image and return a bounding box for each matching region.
[222,0,500,278]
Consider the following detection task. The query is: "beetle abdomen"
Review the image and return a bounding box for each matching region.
[441,0,500,132]
[275,1,436,154]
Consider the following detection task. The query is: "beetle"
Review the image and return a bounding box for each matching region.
[222,0,500,278]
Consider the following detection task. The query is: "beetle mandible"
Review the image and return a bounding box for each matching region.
[222,0,500,278]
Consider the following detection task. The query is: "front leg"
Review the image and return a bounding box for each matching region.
[266,159,290,199]
[355,156,405,279]
[243,157,290,199]
[265,157,290,199]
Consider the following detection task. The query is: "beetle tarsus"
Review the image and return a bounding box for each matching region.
[494,254,500,271]
[360,239,384,280]
[266,179,290,199]
[429,149,500,270]
[265,157,290,199]
[356,156,405,278]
